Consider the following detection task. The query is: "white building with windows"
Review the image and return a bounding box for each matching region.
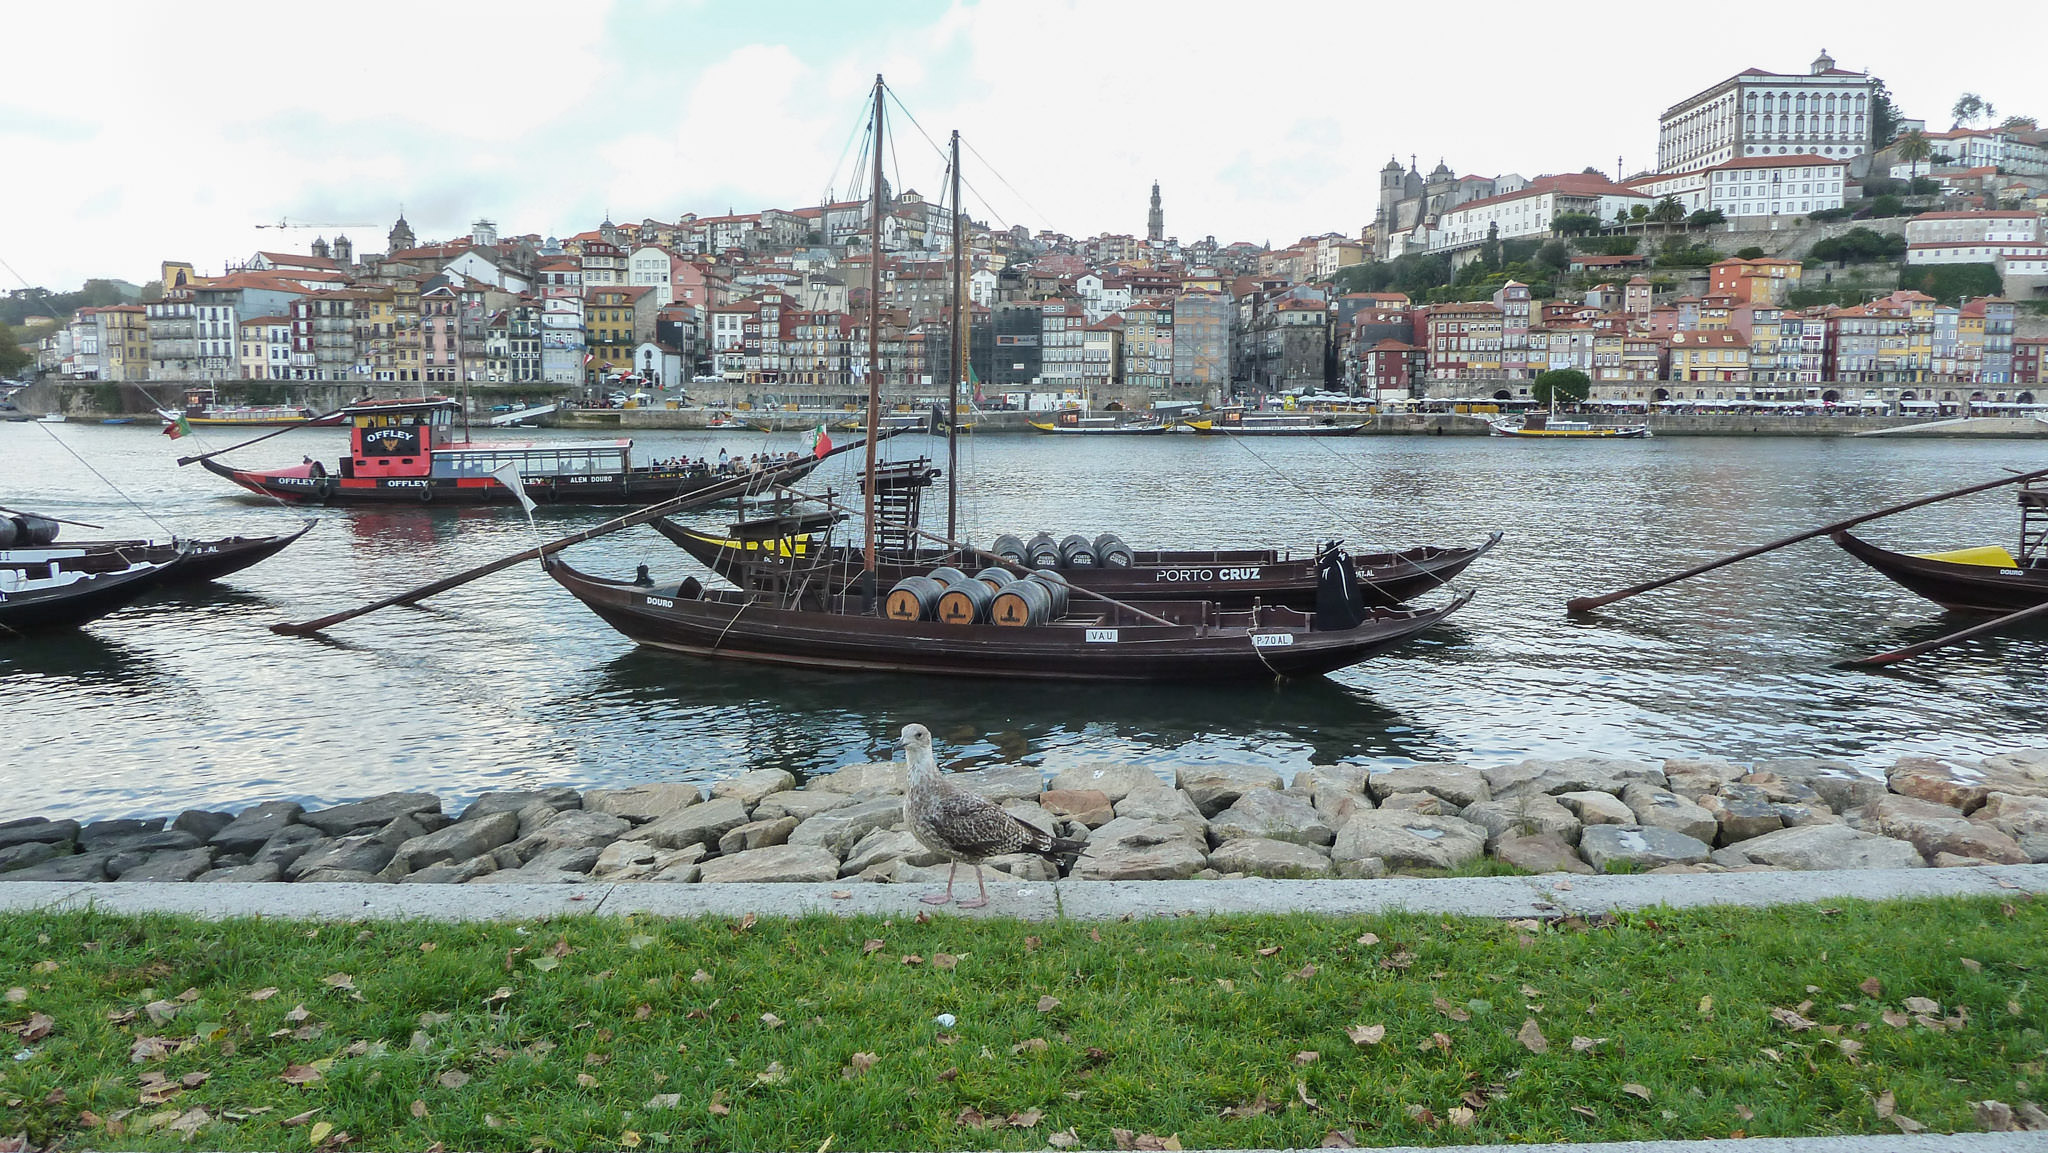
[1657,50,1877,174]
[1904,211,2045,265]
[628,245,675,306]
[1704,155,1848,221]
[1429,174,1649,251]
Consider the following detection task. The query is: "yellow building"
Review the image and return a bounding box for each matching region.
[100,305,150,382]
[1668,329,1749,382]
[392,279,422,383]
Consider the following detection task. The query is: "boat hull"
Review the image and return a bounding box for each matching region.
[199,457,818,507]
[0,522,314,587]
[1489,420,1651,438]
[0,561,169,635]
[1833,530,2048,614]
[548,558,1467,683]
[1027,420,1171,434]
[1184,418,1370,436]
[652,521,1499,610]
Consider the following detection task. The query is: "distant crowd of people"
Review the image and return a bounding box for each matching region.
[647,448,806,476]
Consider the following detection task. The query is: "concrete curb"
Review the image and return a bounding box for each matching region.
[1,863,2042,922]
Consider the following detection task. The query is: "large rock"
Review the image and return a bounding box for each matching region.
[718,816,799,855]
[1974,793,2048,839]
[1458,796,1582,847]
[486,846,602,882]
[402,856,500,884]
[811,762,906,796]
[1700,790,1784,844]
[171,810,235,841]
[841,828,945,876]
[584,784,703,823]
[752,789,858,823]
[1556,790,1634,826]
[1176,765,1284,816]
[251,825,327,871]
[287,832,399,880]
[1330,811,1487,873]
[388,810,521,874]
[1709,823,1926,871]
[208,801,306,855]
[1294,765,1370,799]
[299,792,443,836]
[0,818,80,850]
[1,851,117,882]
[623,796,751,851]
[1751,758,1885,813]
[1208,789,1334,847]
[295,868,391,884]
[1073,817,1207,881]
[946,765,1045,804]
[77,818,164,847]
[592,840,705,882]
[784,796,902,857]
[508,810,631,863]
[1047,762,1164,802]
[116,848,217,882]
[1378,792,1456,816]
[1485,757,1665,800]
[1038,789,1115,828]
[1207,837,1331,878]
[1367,764,1490,808]
[1870,795,2028,864]
[1619,782,1719,843]
[1660,758,1747,799]
[1112,786,1209,843]
[1890,754,2048,813]
[708,769,797,808]
[0,841,63,874]
[1492,832,1595,875]
[1578,825,1711,872]
[1736,771,1825,808]
[460,788,583,823]
[199,862,283,883]
[698,844,842,883]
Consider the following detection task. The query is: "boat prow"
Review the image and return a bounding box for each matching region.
[1832,530,2048,614]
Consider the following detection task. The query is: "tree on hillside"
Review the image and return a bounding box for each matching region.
[1736,246,1767,260]
[1480,221,1502,272]
[1649,197,1685,224]
[0,324,32,377]
[1869,77,1901,147]
[1532,369,1591,410]
[1952,92,1997,129]
[1689,209,1726,227]
[1551,212,1601,236]
[1895,129,1934,178]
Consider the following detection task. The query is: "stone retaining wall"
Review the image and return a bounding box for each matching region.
[3,750,2043,887]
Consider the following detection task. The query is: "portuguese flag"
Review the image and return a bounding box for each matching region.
[162,415,192,440]
[808,423,833,460]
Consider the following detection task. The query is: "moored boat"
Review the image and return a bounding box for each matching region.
[1490,413,1650,438]
[196,396,825,507]
[1027,410,1171,434]
[1834,482,2048,614]
[0,556,170,636]
[1182,407,1369,437]
[0,520,314,588]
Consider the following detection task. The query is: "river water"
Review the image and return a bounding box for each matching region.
[2,419,2043,822]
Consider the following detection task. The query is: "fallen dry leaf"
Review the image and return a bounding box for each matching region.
[409,1100,428,1119]
[3,988,24,1003]
[577,1073,598,1088]
[1294,1050,1320,1066]
[1221,1093,1277,1119]
[847,1051,879,1076]
[1011,1037,1050,1054]
[1356,932,1380,945]
[1517,1019,1548,1053]
[168,1107,209,1140]
[1874,1090,1896,1118]
[1858,976,1883,998]
[308,1121,333,1146]
[1622,1083,1652,1101]
[1346,1023,1385,1046]
[1434,995,1471,1022]
[1405,1104,1436,1124]
[1571,1035,1608,1053]
[321,973,355,992]
[1769,1007,1815,1031]
[1903,996,1941,1015]
[619,1131,641,1148]
[755,1060,787,1084]
[1448,1105,1475,1128]
[1571,1105,1598,1120]
[934,952,959,970]
[1257,945,1282,957]
[1296,1080,1319,1110]
[129,1036,179,1063]
[1973,1101,2016,1131]
[1698,995,1713,1015]
[1320,1128,1358,1148]
[13,1012,53,1042]
[1008,1109,1044,1128]
[760,1013,783,1029]
[901,954,924,967]
[1048,1128,1080,1148]
[436,1070,471,1090]
[1892,1114,1927,1134]
[1038,995,1062,1011]
[644,1093,682,1109]
[1430,1031,1453,1052]
[709,1090,731,1115]
[1960,957,1982,972]
[281,1109,322,1127]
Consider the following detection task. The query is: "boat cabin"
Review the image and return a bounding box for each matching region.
[340,396,634,480]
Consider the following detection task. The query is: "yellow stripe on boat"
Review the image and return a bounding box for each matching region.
[1914,545,2019,567]
[696,532,812,558]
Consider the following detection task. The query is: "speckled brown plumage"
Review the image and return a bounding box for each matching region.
[901,722,1083,907]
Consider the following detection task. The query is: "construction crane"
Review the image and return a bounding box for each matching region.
[256,216,375,230]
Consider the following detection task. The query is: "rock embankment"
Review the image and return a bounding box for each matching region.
[3,750,2044,885]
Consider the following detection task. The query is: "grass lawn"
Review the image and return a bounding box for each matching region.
[0,895,2041,1150]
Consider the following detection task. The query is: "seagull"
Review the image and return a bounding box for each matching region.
[901,722,1084,908]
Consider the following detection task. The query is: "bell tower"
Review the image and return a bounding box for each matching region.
[1147,181,1163,242]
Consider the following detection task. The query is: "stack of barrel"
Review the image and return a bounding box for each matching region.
[0,513,60,549]
[885,565,1071,627]
[990,531,1133,570]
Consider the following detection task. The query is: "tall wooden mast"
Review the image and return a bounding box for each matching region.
[948,129,965,545]
[861,74,885,576]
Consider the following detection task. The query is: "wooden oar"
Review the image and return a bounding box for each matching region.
[174,407,352,466]
[270,433,891,636]
[1567,465,2048,614]
[1838,598,2048,668]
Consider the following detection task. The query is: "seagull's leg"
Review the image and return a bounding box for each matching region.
[957,863,990,909]
[921,859,957,905]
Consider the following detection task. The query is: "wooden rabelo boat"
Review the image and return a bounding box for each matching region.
[649,462,1498,610]
[549,77,1471,682]
[1181,407,1369,437]
[1489,412,1651,438]
[1027,410,1172,434]
[198,397,821,507]
[0,555,171,635]
[0,520,312,588]
[1832,482,2048,613]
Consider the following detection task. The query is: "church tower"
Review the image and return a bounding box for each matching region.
[333,235,353,267]
[310,236,331,261]
[1147,181,1163,242]
[388,210,416,255]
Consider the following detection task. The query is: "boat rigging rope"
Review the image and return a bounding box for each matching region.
[30,421,177,536]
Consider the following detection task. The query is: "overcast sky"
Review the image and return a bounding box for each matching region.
[0,0,2020,293]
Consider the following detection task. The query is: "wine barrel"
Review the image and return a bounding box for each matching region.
[1059,533,1097,568]
[1093,532,1134,568]
[0,517,17,549]
[990,533,1027,565]
[884,575,945,621]
[15,515,58,546]
[1025,532,1061,569]
[1027,569,1070,618]
[927,566,971,587]
[935,577,994,625]
[973,566,1017,591]
[989,577,1052,627]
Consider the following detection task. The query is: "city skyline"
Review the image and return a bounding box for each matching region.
[1,0,2026,291]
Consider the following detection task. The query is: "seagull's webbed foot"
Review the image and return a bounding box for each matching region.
[920,893,954,905]
[956,896,990,909]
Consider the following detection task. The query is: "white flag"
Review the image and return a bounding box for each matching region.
[491,462,538,515]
